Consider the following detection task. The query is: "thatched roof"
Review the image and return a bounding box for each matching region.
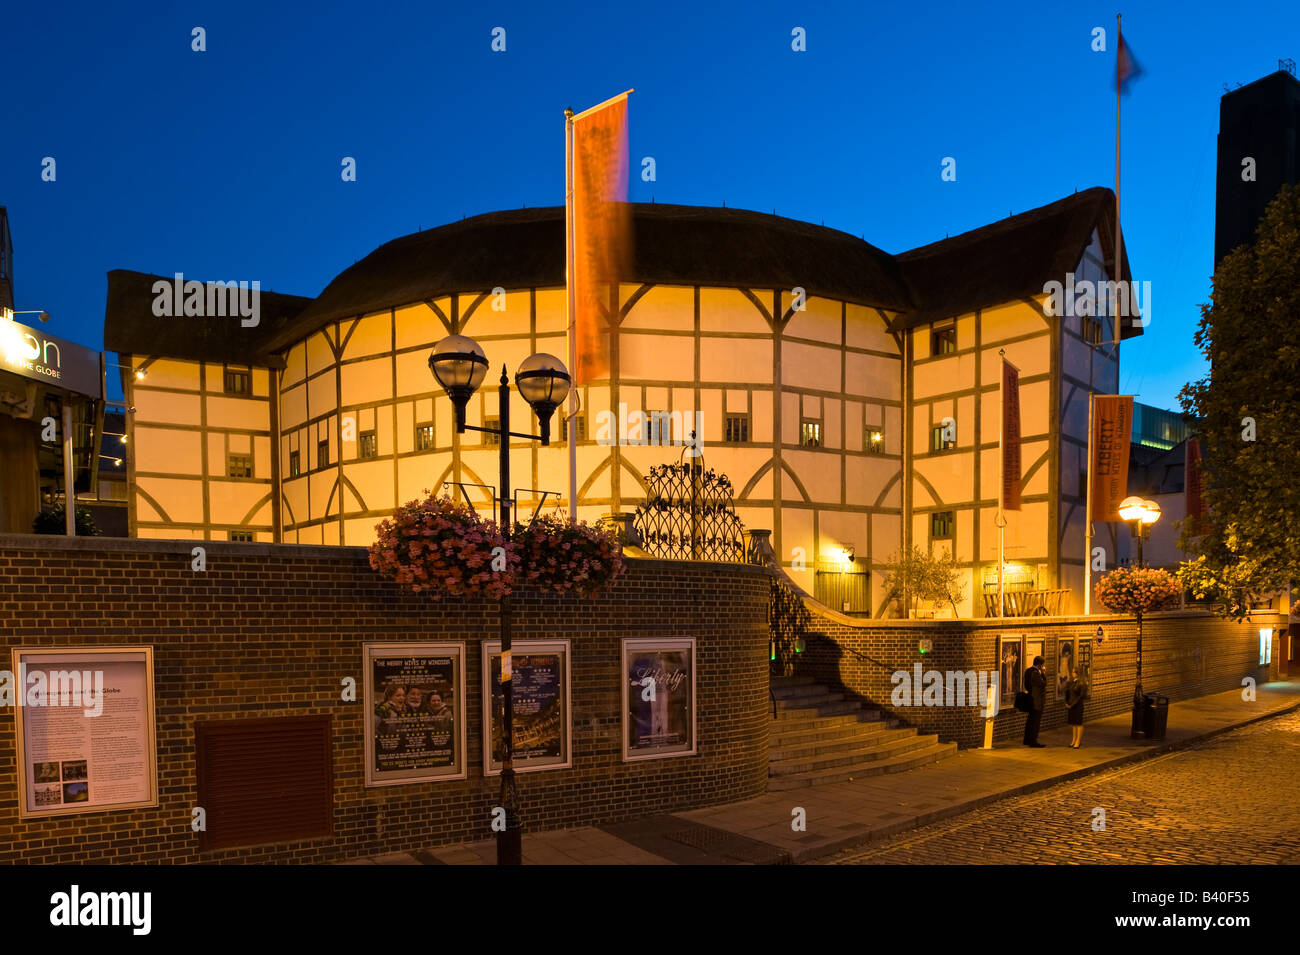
[104,187,1141,364]
[104,270,312,367]
[260,204,913,352]
[896,186,1142,336]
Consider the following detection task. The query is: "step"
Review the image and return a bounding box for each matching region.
[766,741,959,791]
[768,724,913,762]
[770,682,841,701]
[770,711,888,735]
[768,732,934,776]
[774,692,846,711]
[773,699,870,720]
[770,675,817,688]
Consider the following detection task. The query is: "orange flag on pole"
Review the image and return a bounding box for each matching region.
[1001,357,1022,511]
[567,91,632,385]
[1089,395,1134,521]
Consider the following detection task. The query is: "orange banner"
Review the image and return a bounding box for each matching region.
[1090,395,1134,522]
[571,96,631,384]
[1001,359,1021,511]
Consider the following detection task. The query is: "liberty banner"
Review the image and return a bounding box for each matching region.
[482,640,571,775]
[1001,358,1022,511]
[622,638,695,760]
[1090,395,1134,521]
[363,643,465,786]
[569,92,631,384]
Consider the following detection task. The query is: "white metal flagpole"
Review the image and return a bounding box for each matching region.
[565,108,578,523]
[1113,12,1123,350]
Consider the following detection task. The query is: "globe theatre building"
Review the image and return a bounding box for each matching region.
[103,187,1140,617]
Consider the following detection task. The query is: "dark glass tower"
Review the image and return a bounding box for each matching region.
[1214,65,1300,266]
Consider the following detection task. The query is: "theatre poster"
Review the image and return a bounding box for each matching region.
[622,638,696,761]
[363,642,466,787]
[481,640,571,775]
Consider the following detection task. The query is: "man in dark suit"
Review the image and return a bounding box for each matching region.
[1023,655,1047,747]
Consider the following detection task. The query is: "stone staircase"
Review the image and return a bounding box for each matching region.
[768,676,957,791]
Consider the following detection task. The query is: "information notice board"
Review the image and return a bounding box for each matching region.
[12,647,157,818]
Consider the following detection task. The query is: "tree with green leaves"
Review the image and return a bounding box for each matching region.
[883,545,967,618]
[1177,184,1300,618]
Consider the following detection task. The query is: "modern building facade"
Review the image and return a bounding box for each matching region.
[1215,62,1300,265]
[1,207,107,534]
[104,188,1141,616]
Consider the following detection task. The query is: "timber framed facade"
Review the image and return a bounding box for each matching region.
[106,188,1141,617]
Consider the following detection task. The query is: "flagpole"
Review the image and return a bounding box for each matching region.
[565,107,578,523]
[1085,391,1095,615]
[1113,12,1123,349]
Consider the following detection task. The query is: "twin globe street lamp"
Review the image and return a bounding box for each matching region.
[1117,495,1162,570]
[1117,495,1162,738]
[428,334,572,866]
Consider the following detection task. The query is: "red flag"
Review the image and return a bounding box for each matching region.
[1185,436,1207,533]
[570,93,631,384]
[1001,358,1021,511]
[1115,33,1144,95]
[1090,396,1134,521]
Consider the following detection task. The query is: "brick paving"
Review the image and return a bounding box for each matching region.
[354,679,1300,865]
[829,707,1300,865]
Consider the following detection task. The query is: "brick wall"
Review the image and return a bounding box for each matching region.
[793,599,1283,749]
[0,535,769,863]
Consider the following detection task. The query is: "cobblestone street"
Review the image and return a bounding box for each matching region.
[829,709,1300,865]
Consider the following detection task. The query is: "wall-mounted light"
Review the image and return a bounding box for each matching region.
[134,368,146,380]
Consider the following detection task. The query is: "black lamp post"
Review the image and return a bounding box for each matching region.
[428,334,571,865]
[1118,495,1161,738]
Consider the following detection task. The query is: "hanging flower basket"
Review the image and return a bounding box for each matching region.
[1094,565,1181,615]
[509,513,626,598]
[369,492,514,600]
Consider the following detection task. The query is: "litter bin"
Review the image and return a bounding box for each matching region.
[1142,692,1169,741]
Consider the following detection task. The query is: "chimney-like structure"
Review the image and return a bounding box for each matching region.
[0,207,13,311]
[1214,65,1300,266]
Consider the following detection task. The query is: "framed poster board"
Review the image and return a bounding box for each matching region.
[1026,639,1045,673]
[1056,637,1076,700]
[1077,637,1094,700]
[363,642,465,787]
[12,647,158,819]
[482,640,571,776]
[622,639,696,761]
[998,635,1024,703]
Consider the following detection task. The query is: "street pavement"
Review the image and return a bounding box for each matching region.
[829,706,1300,864]
[347,679,1300,865]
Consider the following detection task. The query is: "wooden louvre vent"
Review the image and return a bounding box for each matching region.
[195,715,334,851]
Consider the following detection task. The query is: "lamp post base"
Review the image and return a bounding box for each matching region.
[1130,683,1145,739]
[496,822,522,866]
[496,767,522,866]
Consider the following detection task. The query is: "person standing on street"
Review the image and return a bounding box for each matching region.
[1023,656,1047,747]
[1064,668,1086,748]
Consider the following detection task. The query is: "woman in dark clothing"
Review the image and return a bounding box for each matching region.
[1064,669,1085,748]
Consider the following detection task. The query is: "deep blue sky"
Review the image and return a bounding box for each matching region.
[4,0,1294,406]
